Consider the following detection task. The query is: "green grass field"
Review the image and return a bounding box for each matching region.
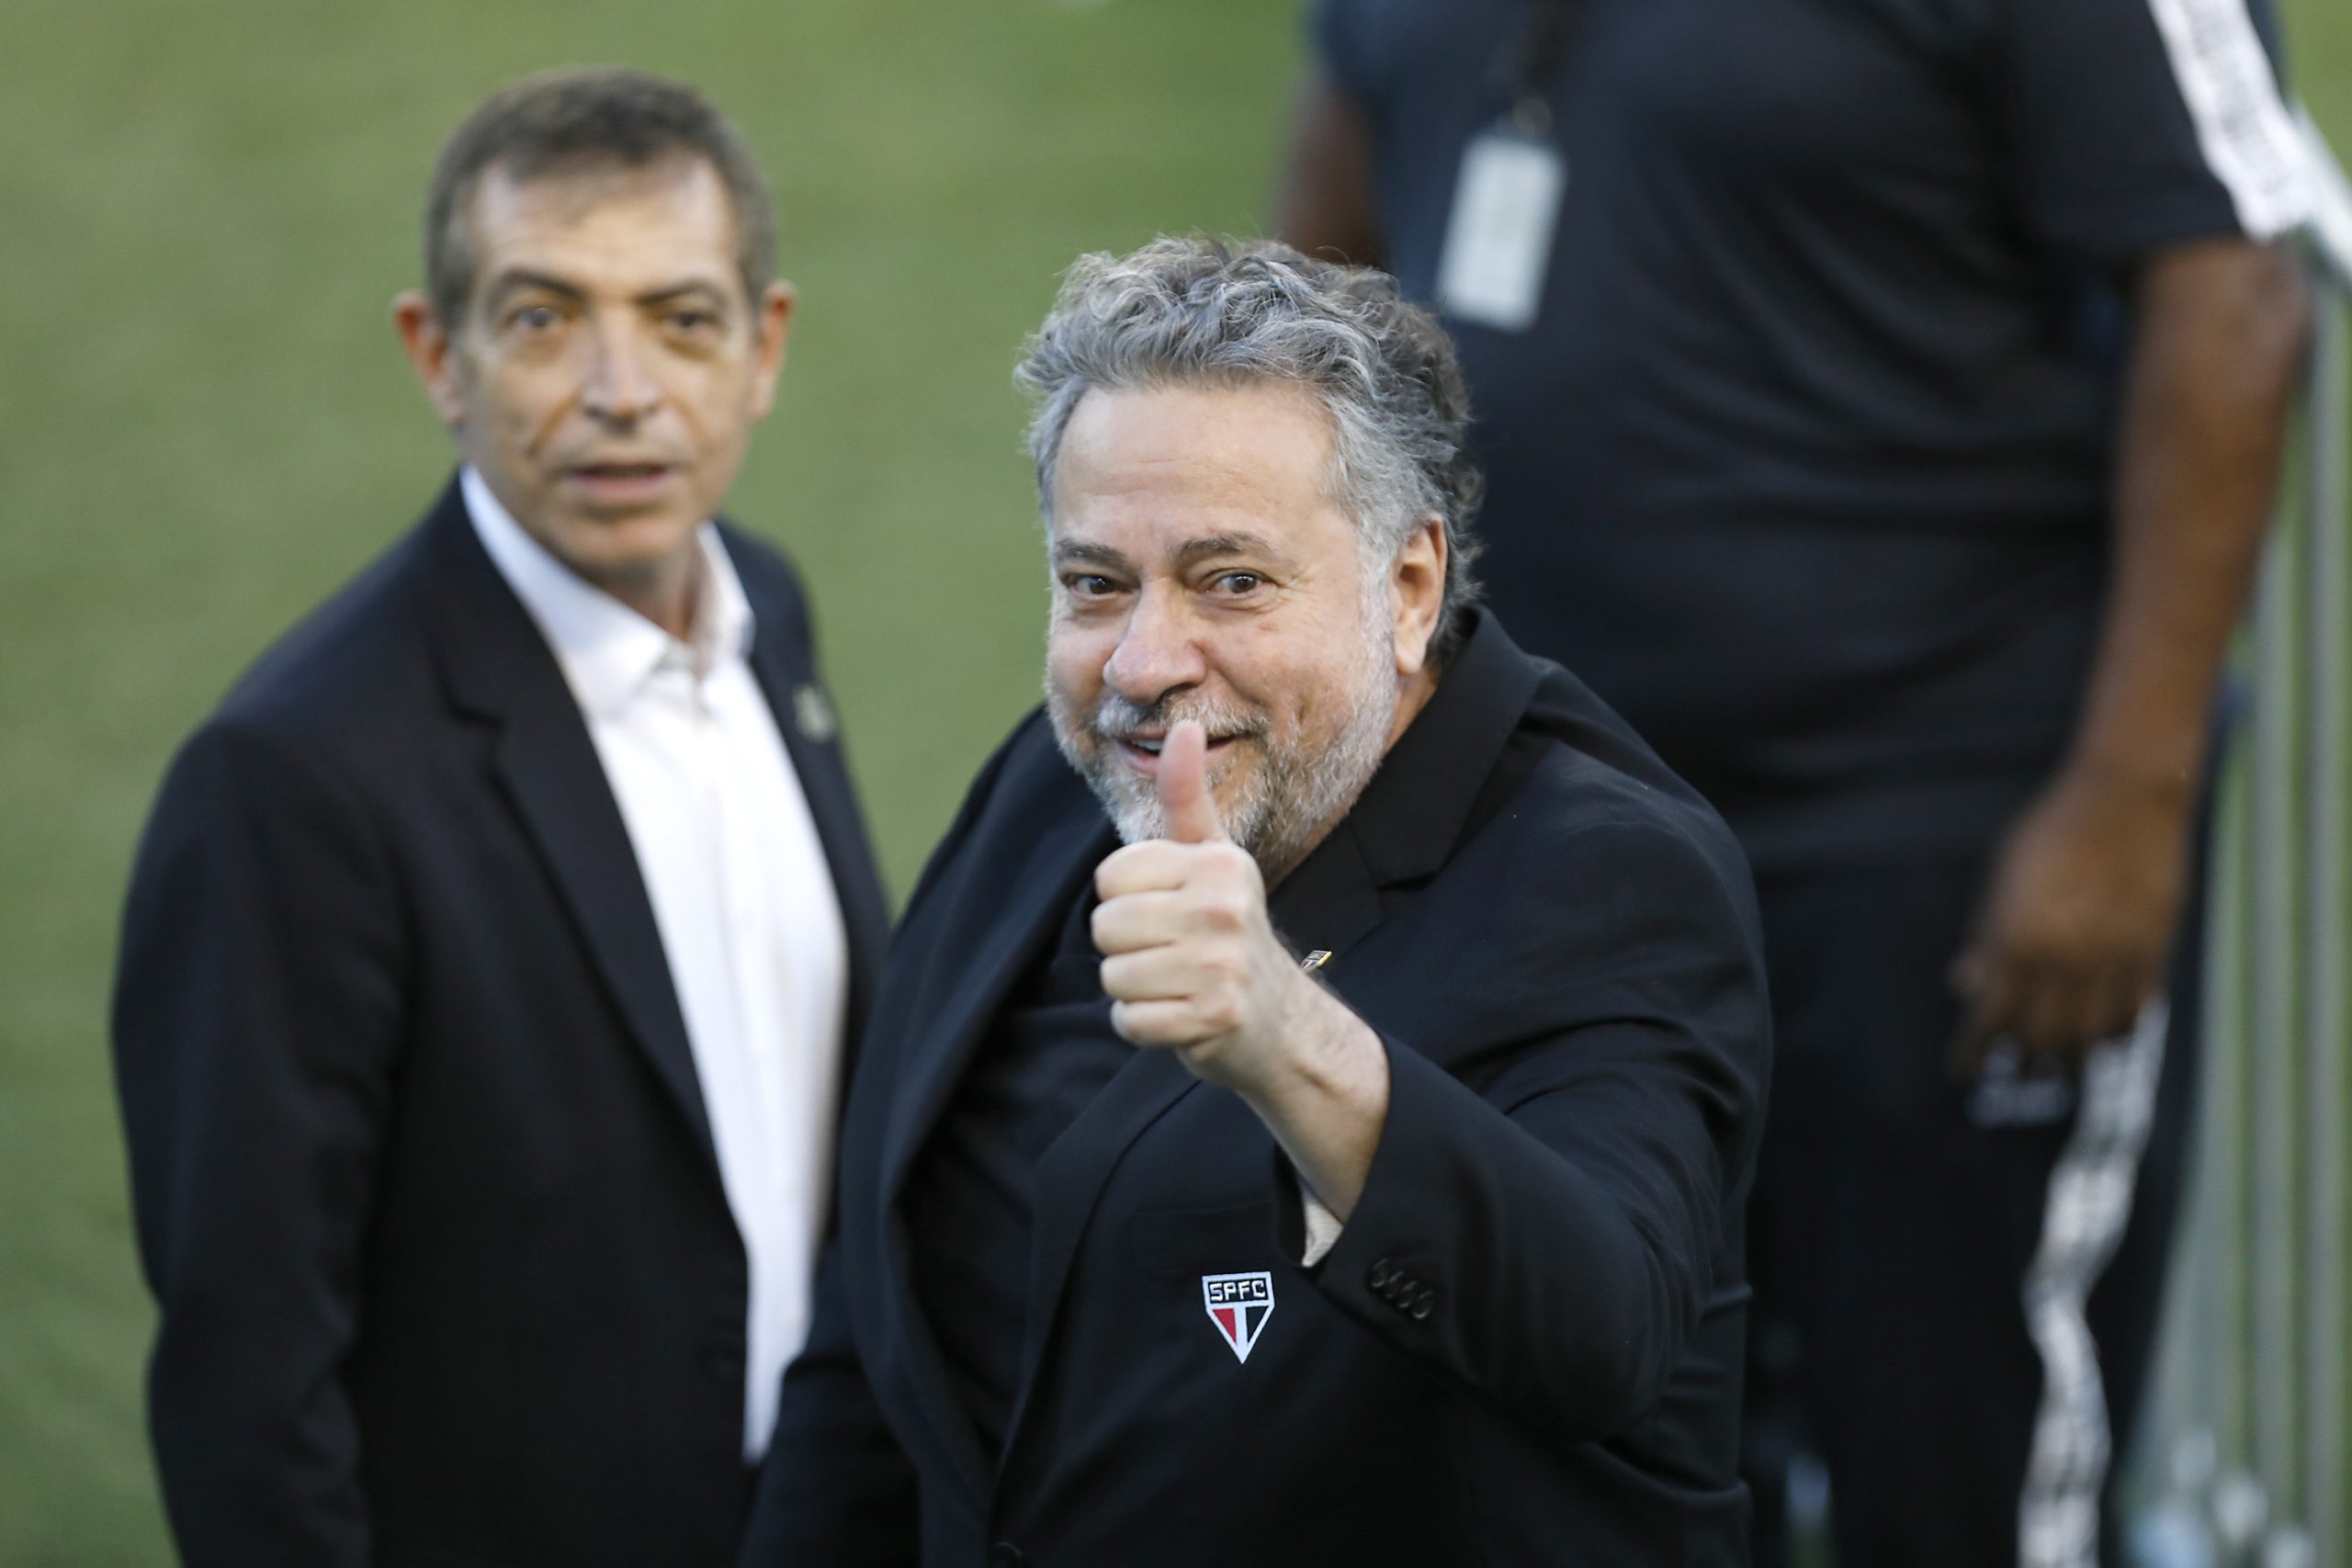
[1,2,2345,1561]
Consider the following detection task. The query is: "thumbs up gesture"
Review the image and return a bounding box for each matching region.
[1092,721,1303,1088]
[1093,719,1392,1213]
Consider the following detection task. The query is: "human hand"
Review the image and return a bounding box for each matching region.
[1091,721,1321,1092]
[1951,764,2192,1074]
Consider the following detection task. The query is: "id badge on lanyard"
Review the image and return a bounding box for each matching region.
[1436,1,1577,333]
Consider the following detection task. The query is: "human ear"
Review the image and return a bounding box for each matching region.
[1390,516,1447,676]
[747,278,797,420]
[392,291,467,429]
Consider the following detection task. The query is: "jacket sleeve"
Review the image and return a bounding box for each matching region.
[740,1246,921,1565]
[110,719,405,1567]
[1294,816,1766,1443]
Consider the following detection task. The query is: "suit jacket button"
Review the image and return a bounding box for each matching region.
[1369,1258,1393,1290]
[989,1544,1027,1568]
[1409,1288,1436,1321]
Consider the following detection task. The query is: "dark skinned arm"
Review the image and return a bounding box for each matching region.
[1274,68,1386,269]
[1954,236,2313,1066]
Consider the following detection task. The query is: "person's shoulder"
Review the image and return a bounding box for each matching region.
[207,515,443,756]
[949,706,1098,843]
[899,706,1099,914]
[1406,648,1768,1067]
[1314,0,1511,100]
[1496,662,1758,924]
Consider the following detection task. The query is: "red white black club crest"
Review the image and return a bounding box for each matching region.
[1201,1271,1274,1363]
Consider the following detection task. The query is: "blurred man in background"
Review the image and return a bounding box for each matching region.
[1280,3,2313,1564]
[111,67,888,1568]
[745,238,1770,1566]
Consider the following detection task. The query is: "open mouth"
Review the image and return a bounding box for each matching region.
[1112,731,1244,771]
[565,461,677,501]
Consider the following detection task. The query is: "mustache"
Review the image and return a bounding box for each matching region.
[1085,692,1268,746]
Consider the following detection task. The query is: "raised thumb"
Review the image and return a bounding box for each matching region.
[1157,720,1227,844]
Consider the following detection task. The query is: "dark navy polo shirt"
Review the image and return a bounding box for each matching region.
[1314,0,2306,868]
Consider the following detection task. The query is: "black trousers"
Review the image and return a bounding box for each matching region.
[1739,850,2207,1568]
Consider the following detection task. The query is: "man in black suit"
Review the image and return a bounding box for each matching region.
[111,69,888,1568]
[743,238,1770,1566]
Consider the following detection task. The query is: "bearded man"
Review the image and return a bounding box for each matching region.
[741,238,1770,1567]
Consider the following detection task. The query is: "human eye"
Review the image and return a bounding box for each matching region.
[1058,571,1125,601]
[664,305,724,336]
[503,301,566,335]
[1210,570,1266,597]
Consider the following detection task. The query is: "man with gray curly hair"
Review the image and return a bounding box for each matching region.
[745,237,1771,1566]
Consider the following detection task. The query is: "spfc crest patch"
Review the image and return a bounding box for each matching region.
[1200,1270,1274,1363]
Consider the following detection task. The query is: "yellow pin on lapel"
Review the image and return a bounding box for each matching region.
[792,683,838,743]
[1300,950,1334,973]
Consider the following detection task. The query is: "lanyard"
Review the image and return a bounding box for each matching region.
[1498,0,1580,136]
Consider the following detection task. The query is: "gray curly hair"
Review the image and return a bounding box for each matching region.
[1015,236,1483,662]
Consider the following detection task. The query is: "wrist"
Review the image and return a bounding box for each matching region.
[1235,975,1385,1119]
[2053,749,2200,815]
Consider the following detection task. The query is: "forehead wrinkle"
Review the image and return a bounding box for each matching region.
[466,162,744,307]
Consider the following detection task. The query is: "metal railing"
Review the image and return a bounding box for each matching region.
[2132,108,2352,1568]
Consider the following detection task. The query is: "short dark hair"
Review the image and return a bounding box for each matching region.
[424,66,776,327]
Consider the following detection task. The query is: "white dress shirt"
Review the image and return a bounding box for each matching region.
[465,468,847,1459]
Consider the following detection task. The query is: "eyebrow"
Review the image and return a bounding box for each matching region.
[481,270,733,311]
[1051,540,1132,573]
[1171,531,1293,571]
[1051,531,1298,575]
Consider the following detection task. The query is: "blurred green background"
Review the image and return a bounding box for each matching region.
[0,1,2345,1562]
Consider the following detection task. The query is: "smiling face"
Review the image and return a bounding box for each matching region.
[395,156,792,627]
[1044,380,1447,878]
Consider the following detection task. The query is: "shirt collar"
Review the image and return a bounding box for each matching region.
[461,466,753,719]
[1270,609,1543,914]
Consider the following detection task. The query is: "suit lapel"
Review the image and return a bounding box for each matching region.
[731,534,891,1046]
[997,1044,1199,1458]
[872,800,1111,1498]
[419,481,718,1172]
[880,810,1111,1202]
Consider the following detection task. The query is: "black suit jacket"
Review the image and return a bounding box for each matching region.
[112,479,889,1568]
[746,612,1770,1566]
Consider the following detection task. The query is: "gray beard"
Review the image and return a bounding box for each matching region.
[1047,616,1399,882]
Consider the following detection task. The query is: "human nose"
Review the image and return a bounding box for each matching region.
[1101,586,1207,707]
[580,319,662,425]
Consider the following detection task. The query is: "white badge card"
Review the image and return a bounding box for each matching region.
[1435,132,1566,333]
